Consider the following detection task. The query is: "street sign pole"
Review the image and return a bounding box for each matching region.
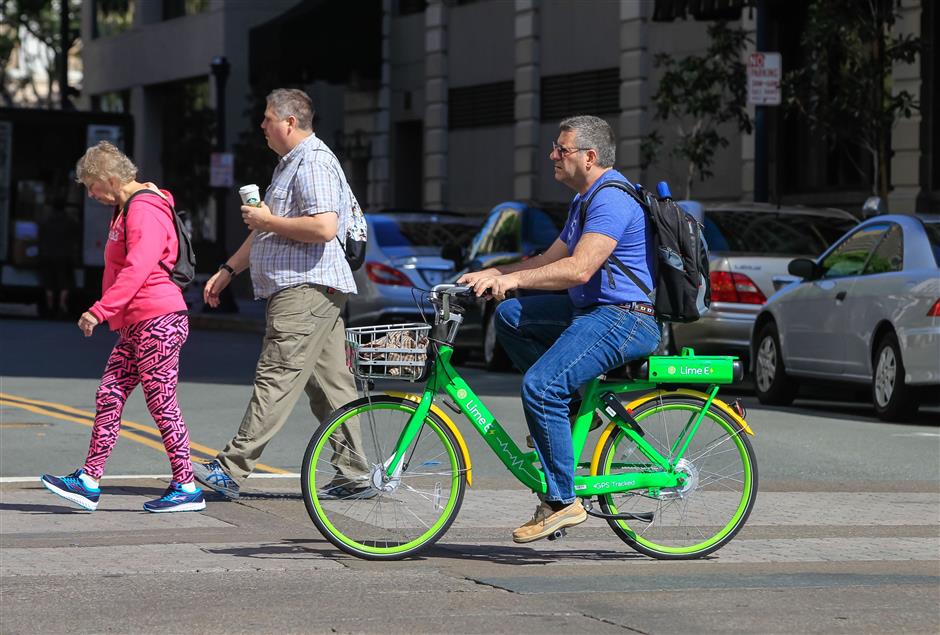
[754,0,769,203]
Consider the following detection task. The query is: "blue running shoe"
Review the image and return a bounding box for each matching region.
[40,469,100,511]
[143,482,206,513]
[192,460,240,499]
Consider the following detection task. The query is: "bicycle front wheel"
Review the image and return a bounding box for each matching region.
[301,395,466,560]
[596,394,757,559]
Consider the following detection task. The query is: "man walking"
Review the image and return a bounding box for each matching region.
[194,88,366,499]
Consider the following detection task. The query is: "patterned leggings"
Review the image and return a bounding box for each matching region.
[84,311,194,483]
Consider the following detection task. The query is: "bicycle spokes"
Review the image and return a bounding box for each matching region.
[597,396,757,558]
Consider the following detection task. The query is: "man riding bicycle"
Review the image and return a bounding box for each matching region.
[459,115,661,543]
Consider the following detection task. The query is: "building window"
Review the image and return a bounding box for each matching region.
[540,68,620,121]
[160,78,214,242]
[449,81,514,129]
[94,0,135,38]
[775,2,871,196]
[162,0,209,20]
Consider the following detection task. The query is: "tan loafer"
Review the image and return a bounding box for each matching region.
[512,500,587,543]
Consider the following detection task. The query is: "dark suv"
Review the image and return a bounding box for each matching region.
[448,200,569,370]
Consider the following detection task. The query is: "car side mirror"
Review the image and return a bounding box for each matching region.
[441,243,464,270]
[788,258,818,280]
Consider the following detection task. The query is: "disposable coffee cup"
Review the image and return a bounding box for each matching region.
[238,184,261,207]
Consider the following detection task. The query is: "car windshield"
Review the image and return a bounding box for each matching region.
[923,220,940,267]
[704,211,856,256]
[371,215,482,257]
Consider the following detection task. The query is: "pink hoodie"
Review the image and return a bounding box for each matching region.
[88,188,187,330]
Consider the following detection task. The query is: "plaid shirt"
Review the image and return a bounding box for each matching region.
[249,134,357,298]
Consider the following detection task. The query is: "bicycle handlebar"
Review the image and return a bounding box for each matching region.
[428,284,474,325]
[430,283,473,299]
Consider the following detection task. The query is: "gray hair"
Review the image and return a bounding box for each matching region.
[75,140,138,184]
[559,115,616,167]
[266,88,314,131]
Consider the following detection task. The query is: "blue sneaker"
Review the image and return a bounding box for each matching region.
[40,469,100,511]
[143,482,206,513]
[192,460,240,499]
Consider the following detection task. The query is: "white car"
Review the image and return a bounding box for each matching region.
[751,214,940,421]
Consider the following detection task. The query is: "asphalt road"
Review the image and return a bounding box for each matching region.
[1,317,938,634]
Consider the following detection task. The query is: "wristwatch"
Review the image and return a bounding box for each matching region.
[219,263,236,276]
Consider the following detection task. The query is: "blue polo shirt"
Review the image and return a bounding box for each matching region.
[559,170,654,308]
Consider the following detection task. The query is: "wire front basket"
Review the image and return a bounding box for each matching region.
[345,323,432,382]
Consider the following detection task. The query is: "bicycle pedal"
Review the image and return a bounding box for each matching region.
[547,527,567,541]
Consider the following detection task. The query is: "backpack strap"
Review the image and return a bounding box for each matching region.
[120,189,176,277]
[577,180,653,298]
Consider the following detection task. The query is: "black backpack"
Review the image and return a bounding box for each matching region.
[120,189,197,290]
[578,180,710,323]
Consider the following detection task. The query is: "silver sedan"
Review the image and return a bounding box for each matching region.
[345,211,484,327]
[751,214,940,421]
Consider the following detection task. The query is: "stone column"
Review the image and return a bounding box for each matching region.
[617,0,651,183]
[424,0,448,207]
[514,0,540,201]
[888,0,925,214]
[368,0,392,209]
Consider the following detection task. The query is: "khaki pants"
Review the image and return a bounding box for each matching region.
[217,284,366,485]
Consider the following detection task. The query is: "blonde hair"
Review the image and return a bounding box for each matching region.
[75,141,138,184]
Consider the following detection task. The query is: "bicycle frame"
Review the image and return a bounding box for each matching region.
[381,342,723,497]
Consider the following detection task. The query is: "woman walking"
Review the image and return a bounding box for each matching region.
[40,141,204,513]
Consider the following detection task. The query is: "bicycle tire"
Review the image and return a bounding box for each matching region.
[301,395,466,560]
[596,394,757,559]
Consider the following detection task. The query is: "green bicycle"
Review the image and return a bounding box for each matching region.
[301,285,758,561]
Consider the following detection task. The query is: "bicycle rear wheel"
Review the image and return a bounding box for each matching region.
[596,394,757,559]
[301,395,466,560]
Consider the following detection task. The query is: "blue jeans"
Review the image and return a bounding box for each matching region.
[494,295,661,503]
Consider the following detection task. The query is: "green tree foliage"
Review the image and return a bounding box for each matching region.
[0,0,82,107]
[783,0,920,202]
[642,21,753,199]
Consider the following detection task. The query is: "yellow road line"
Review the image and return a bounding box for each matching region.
[0,399,184,457]
[0,392,290,475]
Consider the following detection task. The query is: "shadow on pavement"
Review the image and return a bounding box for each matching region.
[204,542,334,560]
[197,537,654,566]
[427,543,657,565]
[0,502,86,514]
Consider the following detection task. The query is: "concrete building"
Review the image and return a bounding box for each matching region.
[79,0,938,263]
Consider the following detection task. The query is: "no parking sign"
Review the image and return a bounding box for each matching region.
[747,52,782,106]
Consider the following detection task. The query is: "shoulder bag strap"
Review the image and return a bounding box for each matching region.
[577,180,653,298]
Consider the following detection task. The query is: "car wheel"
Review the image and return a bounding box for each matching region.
[483,309,512,372]
[754,321,798,406]
[872,331,919,422]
